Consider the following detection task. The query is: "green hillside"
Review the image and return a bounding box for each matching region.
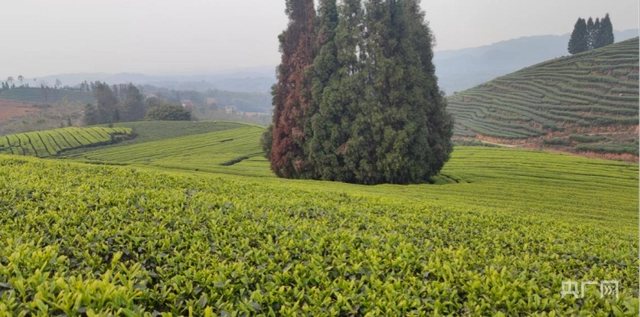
[448,37,639,158]
[0,143,638,315]
[0,127,131,157]
[71,124,269,177]
[0,87,96,104]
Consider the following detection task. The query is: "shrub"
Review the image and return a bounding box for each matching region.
[569,134,606,143]
[542,137,571,146]
[144,104,191,121]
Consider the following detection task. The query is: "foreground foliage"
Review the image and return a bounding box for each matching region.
[0,127,131,158]
[0,145,638,315]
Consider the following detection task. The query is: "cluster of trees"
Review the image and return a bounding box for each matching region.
[83,82,147,125]
[144,104,191,121]
[2,76,26,90]
[1,76,68,91]
[568,14,614,55]
[264,0,453,185]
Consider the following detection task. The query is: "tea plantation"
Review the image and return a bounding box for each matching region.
[448,37,639,156]
[0,123,637,315]
[0,127,131,158]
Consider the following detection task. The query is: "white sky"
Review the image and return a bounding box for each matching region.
[0,0,637,78]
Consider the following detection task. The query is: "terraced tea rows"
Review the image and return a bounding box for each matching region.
[448,37,639,157]
[59,121,246,156]
[0,147,637,316]
[74,125,269,177]
[0,127,132,157]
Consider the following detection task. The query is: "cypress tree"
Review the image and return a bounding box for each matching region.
[404,0,453,176]
[597,13,615,48]
[82,103,100,126]
[306,0,349,180]
[586,17,595,50]
[327,0,366,182]
[568,18,588,55]
[268,0,453,185]
[93,82,118,123]
[122,84,145,121]
[270,0,316,178]
[592,18,601,49]
[344,0,452,184]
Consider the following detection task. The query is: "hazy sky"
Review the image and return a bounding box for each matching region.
[0,0,637,78]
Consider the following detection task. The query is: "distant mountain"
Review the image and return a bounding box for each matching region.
[435,29,639,94]
[23,29,638,95]
[26,68,276,93]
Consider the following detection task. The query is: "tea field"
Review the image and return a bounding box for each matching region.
[58,121,247,156]
[0,127,131,158]
[0,136,638,315]
[71,124,270,177]
[447,37,639,157]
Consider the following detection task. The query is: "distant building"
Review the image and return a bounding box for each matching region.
[181,100,193,108]
[245,112,268,117]
[225,106,237,114]
[206,97,216,105]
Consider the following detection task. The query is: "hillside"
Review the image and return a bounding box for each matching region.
[447,37,639,160]
[0,127,131,157]
[435,29,639,94]
[72,124,269,177]
[0,141,637,315]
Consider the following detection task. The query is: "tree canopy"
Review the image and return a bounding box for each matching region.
[145,104,192,121]
[266,0,453,185]
[568,14,614,55]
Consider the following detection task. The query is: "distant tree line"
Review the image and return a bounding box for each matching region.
[83,82,147,125]
[83,82,192,125]
[568,14,614,55]
[265,0,453,185]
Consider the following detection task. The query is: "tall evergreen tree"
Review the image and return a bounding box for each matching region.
[121,84,145,121]
[596,13,615,48]
[592,18,601,49]
[82,103,100,126]
[307,0,354,181]
[568,18,588,55]
[306,0,451,184]
[270,0,316,178]
[93,82,119,123]
[586,17,595,50]
[404,0,453,176]
[268,0,453,185]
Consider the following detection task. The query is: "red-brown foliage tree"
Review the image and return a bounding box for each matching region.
[270,0,316,178]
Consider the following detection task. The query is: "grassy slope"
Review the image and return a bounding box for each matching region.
[1,123,637,314]
[69,126,638,231]
[60,121,247,156]
[0,127,132,157]
[447,37,639,157]
[0,145,637,315]
[71,124,268,177]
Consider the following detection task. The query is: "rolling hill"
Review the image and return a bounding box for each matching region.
[72,124,269,177]
[447,37,639,160]
[435,29,639,94]
[0,124,637,315]
[0,127,131,157]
